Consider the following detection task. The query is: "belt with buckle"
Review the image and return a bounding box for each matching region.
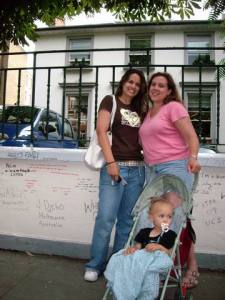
[117,161,145,167]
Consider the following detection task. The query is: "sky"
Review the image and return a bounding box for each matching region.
[65,7,211,26]
[25,5,211,51]
[38,7,211,28]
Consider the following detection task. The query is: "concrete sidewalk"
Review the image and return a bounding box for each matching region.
[0,249,225,300]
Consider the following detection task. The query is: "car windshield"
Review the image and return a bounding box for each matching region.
[0,106,39,124]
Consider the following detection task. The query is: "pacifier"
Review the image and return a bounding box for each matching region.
[161,223,169,232]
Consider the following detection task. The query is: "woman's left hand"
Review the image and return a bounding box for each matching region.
[188,157,201,173]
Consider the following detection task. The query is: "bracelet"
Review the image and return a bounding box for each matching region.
[106,161,116,166]
[190,155,198,160]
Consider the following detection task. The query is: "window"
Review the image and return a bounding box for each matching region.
[38,111,60,139]
[67,95,88,144]
[68,38,92,65]
[0,106,39,124]
[186,35,213,65]
[58,115,74,139]
[185,91,216,143]
[128,36,151,66]
[64,119,74,139]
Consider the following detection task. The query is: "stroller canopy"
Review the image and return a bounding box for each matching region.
[132,174,191,217]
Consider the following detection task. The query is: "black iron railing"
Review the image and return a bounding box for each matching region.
[0,47,224,151]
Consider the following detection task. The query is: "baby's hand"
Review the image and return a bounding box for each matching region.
[145,243,162,252]
[124,246,138,255]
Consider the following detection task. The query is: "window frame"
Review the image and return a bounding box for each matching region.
[183,87,217,143]
[126,34,153,67]
[66,92,91,147]
[67,37,93,66]
[184,33,214,65]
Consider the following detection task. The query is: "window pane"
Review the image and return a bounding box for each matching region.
[186,35,212,65]
[188,41,210,48]
[70,39,91,50]
[64,119,73,138]
[130,39,150,49]
[188,94,211,108]
[129,54,151,65]
[39,111,60,139]
[129,37,151,65]
[69,39,91,64]
[0,106,39,124]
[188,93,211,140]
[67,95,88,145]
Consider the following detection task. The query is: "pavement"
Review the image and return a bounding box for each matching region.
[0,249,225,300]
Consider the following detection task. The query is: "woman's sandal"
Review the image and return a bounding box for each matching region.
[182,270,200,288]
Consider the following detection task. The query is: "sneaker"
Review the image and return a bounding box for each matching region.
[84,270,98,282]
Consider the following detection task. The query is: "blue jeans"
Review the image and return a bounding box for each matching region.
[146,159,194,192]
[86,165,145,273]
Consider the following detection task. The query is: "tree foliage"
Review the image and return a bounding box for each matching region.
[205,0,225,20]
[204,0,225,79]
[0,0,203,50]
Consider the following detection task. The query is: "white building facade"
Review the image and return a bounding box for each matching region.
[35,20,225,151]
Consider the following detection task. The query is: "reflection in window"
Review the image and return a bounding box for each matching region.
[0,106,39,124]
[129,36,151,66]
[69,39,91,66]
[63,119,73,138]
[186,35,213,65]
[67,95,88,146]
[38,111,60,139]
[187,93,212,142]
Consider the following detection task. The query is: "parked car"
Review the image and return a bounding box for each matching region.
[0,105,78,148]
[199,147,216,154]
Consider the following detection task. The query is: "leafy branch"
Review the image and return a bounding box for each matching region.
[0,0,202,50]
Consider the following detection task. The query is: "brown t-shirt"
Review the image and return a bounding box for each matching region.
[98,95,143,161]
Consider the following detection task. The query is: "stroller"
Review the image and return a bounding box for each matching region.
[103,173,198,300]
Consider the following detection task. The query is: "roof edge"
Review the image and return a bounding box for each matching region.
[36,20,223,33]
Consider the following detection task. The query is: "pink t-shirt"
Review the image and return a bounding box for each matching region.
[139,101,190,165]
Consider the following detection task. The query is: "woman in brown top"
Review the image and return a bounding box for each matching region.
[84,69,147,282]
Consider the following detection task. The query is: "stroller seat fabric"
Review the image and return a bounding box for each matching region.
[104,249,173,300]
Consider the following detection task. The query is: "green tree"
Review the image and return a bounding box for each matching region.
[205,0,225,20]
[0,0,202,50]
[204,0,225,78]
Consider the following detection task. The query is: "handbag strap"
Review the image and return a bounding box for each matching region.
[109,95,117,130]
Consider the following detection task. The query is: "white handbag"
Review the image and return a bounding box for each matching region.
[84,95,117,170]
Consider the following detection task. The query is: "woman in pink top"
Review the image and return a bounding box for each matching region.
[139,72,201,289]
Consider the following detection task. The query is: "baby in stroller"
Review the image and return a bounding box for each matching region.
[124,197,177,256]
[104,196,177,300]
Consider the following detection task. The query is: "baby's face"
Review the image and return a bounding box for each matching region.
[150,204,173,229]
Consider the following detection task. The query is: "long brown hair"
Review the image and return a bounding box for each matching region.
[115,69,148,121]
[148,72,182,105]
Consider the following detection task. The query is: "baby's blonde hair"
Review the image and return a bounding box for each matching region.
[148,196,173,214]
